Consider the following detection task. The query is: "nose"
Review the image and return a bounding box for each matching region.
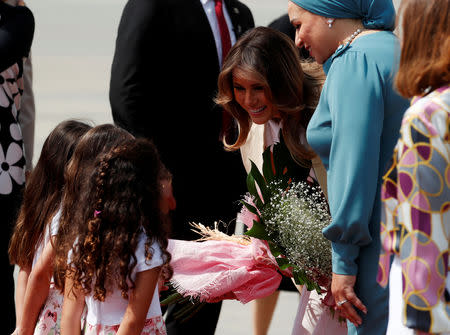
[295,31,303,48]
[244,90,257,107]
[168,194,176,211]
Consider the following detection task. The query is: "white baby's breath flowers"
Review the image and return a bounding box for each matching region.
[261,180,332,287]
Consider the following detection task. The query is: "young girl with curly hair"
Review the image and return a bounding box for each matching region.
[59,138,172,335]
[8,120,92,335]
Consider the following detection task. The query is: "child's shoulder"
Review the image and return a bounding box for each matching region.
[135,231,164,272]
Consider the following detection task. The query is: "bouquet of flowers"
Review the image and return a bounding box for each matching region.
[161,137,334,322]
[239,137,332,293]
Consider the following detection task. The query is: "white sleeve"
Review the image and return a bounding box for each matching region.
[134,235,164,273]
[50,208,62,236]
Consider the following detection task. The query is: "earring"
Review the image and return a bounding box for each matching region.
[327,18,334,28]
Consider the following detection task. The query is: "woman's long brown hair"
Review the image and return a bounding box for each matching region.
[395,0,450,98]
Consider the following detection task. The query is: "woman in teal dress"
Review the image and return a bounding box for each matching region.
[287,0,409,334]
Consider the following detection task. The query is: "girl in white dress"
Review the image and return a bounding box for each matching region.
[59,139,172,335]
[9,120,91,335]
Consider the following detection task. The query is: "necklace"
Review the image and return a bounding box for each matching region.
[342,28,363,46]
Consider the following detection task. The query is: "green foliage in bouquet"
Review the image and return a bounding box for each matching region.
[242,136,332,293]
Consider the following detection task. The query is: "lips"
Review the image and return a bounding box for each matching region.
[248,106,266,115]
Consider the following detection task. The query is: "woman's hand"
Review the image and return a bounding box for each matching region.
[331,273,367,327]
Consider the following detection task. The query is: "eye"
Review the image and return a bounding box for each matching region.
[253,86,264,91]
[233,85,244,91]
[291,22,301,30]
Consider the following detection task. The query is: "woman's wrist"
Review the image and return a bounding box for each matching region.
[331,242,359,275]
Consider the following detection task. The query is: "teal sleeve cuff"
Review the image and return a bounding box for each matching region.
[331,242,360,275]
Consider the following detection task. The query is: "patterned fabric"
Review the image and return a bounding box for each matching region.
[34,287,63,335]
[34,285,86,335]
[84,315,166,335]
[0,62,26,197]
[378,85,450,333]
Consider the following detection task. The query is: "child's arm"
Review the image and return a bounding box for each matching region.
[13,265,31,333]
[61,270,85,335]
[17,239,55,335]
[117,266,162,335]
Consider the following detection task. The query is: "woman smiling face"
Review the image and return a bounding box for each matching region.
[232,68,279,125]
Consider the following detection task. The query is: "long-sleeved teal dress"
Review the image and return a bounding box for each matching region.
[306,31,410,334]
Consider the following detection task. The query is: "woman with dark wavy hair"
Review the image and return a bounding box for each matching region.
[216,26,343,335]
[60,138,172,335]
[216,26,324,171]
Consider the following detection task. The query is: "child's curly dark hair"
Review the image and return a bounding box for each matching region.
[65,138,172,301]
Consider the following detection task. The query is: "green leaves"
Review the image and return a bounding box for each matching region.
[292,269,322,293]
[240,200,259,216]
[160,285,206,324]
[262,146,275,182]
[275,257,293,270]
[245,219,270,241]
[246,161,268,208]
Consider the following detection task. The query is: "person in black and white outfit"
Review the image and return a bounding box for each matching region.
[0,0,34,332]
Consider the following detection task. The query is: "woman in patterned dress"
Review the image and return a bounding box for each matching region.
[0,0,34,331]
[377,0,450,333]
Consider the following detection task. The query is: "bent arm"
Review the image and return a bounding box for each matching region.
[322,54,384,275]
[14,265,31,329]
[117,266,162,335]
[18,240,55,335]
[60,271,85,335]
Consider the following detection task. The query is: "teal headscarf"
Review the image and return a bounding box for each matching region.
[289,0,396,30]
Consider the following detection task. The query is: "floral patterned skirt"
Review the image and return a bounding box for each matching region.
[85,316,166,335]
[34,286,63,335]
[34,286,85,335]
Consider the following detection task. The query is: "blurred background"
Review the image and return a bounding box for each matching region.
[25,0,288,164]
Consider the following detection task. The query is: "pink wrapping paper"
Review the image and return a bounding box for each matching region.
[167,238,283,304]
